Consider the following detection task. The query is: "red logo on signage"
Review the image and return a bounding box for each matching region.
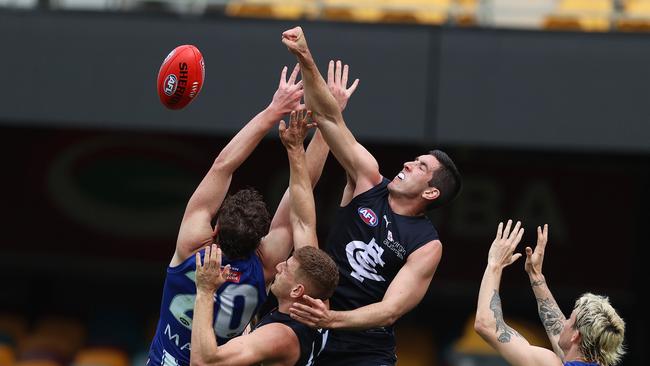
[358,207,379,227]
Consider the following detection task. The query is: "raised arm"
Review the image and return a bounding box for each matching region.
[257,62,359,284]
[279,109,318,249]
[191,245,298,366]
[282,27,381,194]
[525,224,567,358]
[474,221,563,366]
[289,240,441,329]
[172,64,303,267]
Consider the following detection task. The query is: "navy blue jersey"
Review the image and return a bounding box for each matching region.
[148,248,267,366]
[322,177,438,354]
[564,362,599,366]
[255,309,328,366]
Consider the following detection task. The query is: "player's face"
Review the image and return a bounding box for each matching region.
[558,309,578,353]
[271,256,299,298]
[388,154,440,197]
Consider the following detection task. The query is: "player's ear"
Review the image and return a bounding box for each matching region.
[422,187,439,201]
[290,283,305,299]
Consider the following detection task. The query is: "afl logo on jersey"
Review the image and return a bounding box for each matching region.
[358,207,379,227]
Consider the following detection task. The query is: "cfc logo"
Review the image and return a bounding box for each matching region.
[358,207,378,227]
[164,74,178,96]
[346,238,386,282]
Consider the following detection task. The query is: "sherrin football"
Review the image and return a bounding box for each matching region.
[157,45,205,110]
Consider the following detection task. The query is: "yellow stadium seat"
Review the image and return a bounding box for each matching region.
[225,0,310,20]
[544,0,612,31]
[380,0,451,25]
[0,344,16,366]
[617,0,650,31]
[319,0,384,23]
[74,347,130,366]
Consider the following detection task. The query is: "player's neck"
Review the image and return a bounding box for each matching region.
[564,347,592,364]
[276,298,293,314]
[388,194,425,216]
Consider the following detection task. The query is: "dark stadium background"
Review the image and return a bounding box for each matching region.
[0,6,647,366]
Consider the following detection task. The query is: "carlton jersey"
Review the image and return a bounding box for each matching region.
[564,362,599,366]
[323,178,438,350]
[148,248,267,366]
[255,309,328,366]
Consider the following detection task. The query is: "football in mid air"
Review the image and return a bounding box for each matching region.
[157,45,205,110]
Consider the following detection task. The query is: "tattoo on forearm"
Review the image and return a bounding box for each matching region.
[490,290,520,343]
[537,297,564,336]
[531,279,546,287]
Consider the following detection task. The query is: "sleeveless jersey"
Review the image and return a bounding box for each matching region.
[324,177,438,344]
[564,362,599,366]
[148,248,267,366]
[255,308,328,366]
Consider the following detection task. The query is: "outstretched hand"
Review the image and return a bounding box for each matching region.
[488,220,525,269]
[269,63,304,115]
[328,60,359,112]
[279,109,316,150]
[289,295,332,329]
[525,224,548,277]
[195,244,231,293]
[282,26,309,56]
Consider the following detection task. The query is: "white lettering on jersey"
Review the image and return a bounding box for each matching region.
[162,349,179,366]
[164,324,181,346]
[346,238,386,282]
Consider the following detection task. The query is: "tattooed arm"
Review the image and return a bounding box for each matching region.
[474,221,563,366]
[525,224,566,358]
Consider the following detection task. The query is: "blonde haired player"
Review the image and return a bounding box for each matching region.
[474,221,626,366]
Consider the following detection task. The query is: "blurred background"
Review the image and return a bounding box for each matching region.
[0,0,647,365]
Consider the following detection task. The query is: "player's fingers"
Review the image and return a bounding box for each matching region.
[525,246,533,257]
[288,63,300,85]
[302,294,319,306]
[327,60,334,86]
[196,251,202,269]
[289,312,316,327]
[347,78,360,95]
[496,222,503,240]
[335,60,342,84]
[204,245,211,268]
[279,65,288,87]
[508,221,521,241]
[279,120,287,132]
[294,79,304,90]
[514,228,524,247]
[511,253,523,264]
[342,64,349,87]
[503,219,513,239]
[212,244,220,270]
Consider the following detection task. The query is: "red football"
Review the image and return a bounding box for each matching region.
[157,45,205,110]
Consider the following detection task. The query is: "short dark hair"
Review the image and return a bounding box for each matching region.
[216,188,270,260]
[294,247,339,300]
[427,150,462,209]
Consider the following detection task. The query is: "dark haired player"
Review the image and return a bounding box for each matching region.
[190,109,339,366]
[282,27,463,365]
